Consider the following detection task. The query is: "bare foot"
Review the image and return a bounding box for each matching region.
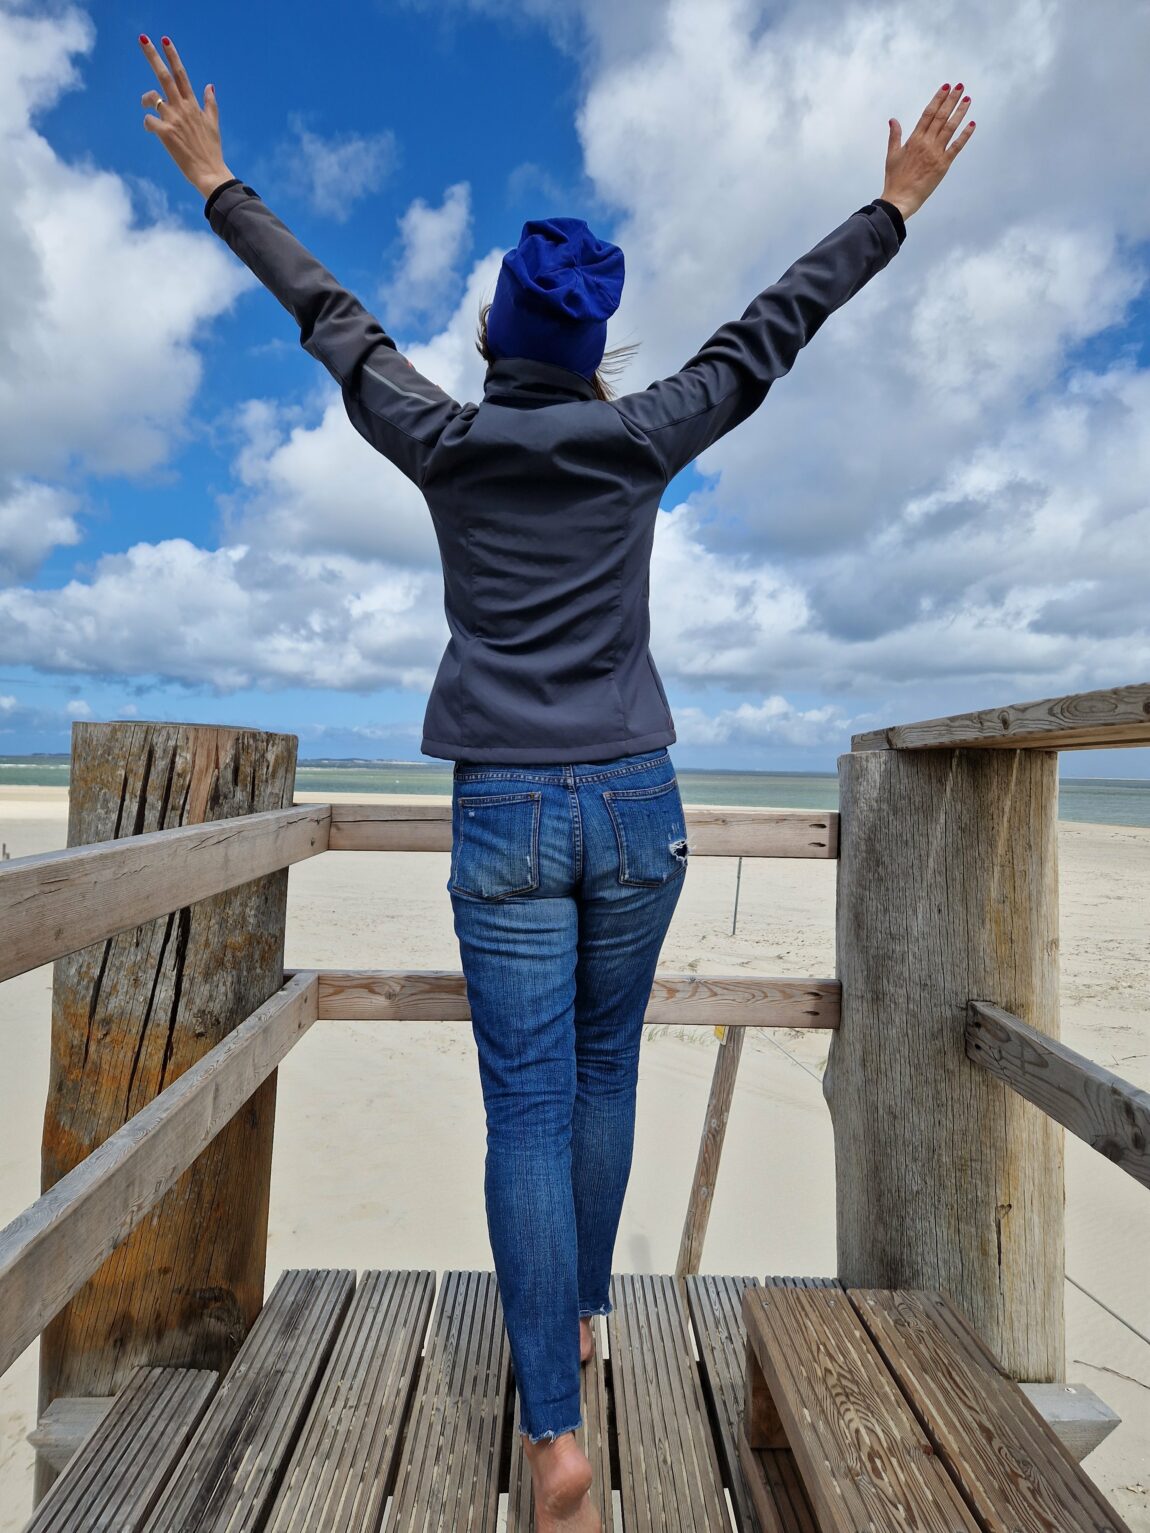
[522,1431,600,1532]
[579,1317,595,1365]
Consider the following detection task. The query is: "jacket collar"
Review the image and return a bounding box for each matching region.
[482,356,598,406]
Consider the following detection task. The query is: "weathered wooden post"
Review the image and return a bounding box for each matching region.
[34,721,298,1500]
[823,746,1064,1382]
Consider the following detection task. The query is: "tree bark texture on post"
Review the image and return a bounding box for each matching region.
[35,721,298,1498]
[824,747,1064,1383]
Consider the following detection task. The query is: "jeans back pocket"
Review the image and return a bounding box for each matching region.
[603,777,689,887]
[450,791,543,899]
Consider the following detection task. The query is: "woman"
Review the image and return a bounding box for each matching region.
[137,34,973,1531]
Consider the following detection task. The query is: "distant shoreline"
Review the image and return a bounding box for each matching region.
[2,766,1150,829]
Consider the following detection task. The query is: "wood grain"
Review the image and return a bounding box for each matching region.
[326,800,839,858]
[2,804,328,985]
[851,680,1150,752]
[1,972,319,1381]
[967,1001,1150,1191]
[608,1272,732,1532]
[24,1366,218,1532]
[385,1269,511,1533]
[686,1273,820,1533]
[34,722,307,1512]
[825,747,1064,1381]
[306,969,840,1028]
[142,1268,356,1530]
[851,1288,1131,1532]
[742,1284,981,1532]
[677,1027,746,1277]
[264,1269,435,1533]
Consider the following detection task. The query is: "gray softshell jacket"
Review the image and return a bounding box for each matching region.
[205,180,905,763]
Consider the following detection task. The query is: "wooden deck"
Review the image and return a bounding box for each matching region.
[27,1267,1128,1533]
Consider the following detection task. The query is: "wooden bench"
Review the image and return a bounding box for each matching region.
[742,1283,1131,1533]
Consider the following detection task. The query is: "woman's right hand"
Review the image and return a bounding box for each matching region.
[881,82,975,221]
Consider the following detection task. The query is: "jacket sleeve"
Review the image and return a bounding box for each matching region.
[204,178,460,487]
[610,200,906,483]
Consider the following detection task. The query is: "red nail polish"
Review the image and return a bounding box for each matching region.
[954,82,963,91]
[162,36,171,46]
[139,33,149,44]
[942,82,950,91]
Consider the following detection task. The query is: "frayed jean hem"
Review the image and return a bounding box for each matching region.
[578,1301,612,1317]
[519,1415,583,1444]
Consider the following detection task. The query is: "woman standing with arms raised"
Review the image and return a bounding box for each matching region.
[137,33,973,1529]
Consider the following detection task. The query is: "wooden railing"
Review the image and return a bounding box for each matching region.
[0,780,838,1418]
[2,684,1146,1494]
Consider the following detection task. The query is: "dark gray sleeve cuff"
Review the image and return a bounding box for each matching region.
[873,197,907,244]
[204,176,245,220]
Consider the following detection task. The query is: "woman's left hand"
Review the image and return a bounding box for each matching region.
[138,34,234,198]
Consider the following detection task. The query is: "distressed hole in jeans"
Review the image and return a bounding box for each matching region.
[670,837,690,864]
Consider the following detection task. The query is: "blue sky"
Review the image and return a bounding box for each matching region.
[1,0,1148,776]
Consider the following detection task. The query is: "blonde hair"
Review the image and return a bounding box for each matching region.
[475,301,639,402]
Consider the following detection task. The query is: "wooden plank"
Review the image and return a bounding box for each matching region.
[0,973,319,1378]
[326,801,839,858]
[686,1274,820,1533]
[505,1313,612,1533]
[968,1001,1150,1190]
[26,1397,114,1474]
[1,804,329,984]
[741,1283,980,1533]
[851,679,1150,752]
[678,1029,746,1277]
[25,1367,218,1531]
[608,1272,732,1532]
[1018,1383,1121,1462]
[264,1269,435,1533]
[142,1269,355,1530]
[850,1288,1132,1532]
[386,1269,511,1532]
[307,970,840,1029]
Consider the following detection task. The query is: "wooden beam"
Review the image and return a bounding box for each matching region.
[1018,1382,1121,1463]
[325,801,839,858]
[827,748,1064,1383]
[677,1026,746,1278]
[851,679,1150,752]
[0,972,319,1380]
[967,1000,1150,1191]
[303,969,840,1029]
[1,804,329,984]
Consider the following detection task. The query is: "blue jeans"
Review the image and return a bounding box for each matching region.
[447,747,690,1442]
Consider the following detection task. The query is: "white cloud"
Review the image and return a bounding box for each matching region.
[0,538,448,692]
[382,182,473,327]
[274,113,397,222]
[0,479,82,582]
[0,8,250,488]
[3,0,1150,758]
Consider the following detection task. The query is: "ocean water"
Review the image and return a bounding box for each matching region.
[2,756,1149,828]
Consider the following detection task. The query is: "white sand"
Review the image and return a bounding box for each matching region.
[0,787,1146,1528]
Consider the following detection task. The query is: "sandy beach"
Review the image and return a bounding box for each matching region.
[0,785,1146,1529]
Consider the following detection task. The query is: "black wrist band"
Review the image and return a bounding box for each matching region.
[204,176,245,220]
[873,197,907,244]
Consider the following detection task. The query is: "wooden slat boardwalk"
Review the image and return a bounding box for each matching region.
[25,1267,1130,1533]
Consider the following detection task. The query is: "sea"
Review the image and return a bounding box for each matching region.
[2,756,1149,828]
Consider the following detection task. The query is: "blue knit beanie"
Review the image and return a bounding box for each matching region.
[486,217,625,379]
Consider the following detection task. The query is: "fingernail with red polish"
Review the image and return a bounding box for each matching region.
[139,33,149,44]
[162,36,171,46]
[942,82,950,90]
